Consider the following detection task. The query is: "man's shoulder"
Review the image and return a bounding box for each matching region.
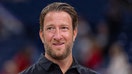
[19,54,48,74]
[77,64,98,74]
[19,63,42,74]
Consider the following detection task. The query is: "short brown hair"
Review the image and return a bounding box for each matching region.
[39,2,78,31]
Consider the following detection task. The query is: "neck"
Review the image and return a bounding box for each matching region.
[45,53,73,74]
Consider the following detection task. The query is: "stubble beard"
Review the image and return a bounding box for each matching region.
[44,42,73,60]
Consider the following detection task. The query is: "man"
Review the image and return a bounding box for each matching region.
[20,2,97,74]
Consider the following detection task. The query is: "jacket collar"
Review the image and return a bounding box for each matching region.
[38,53,80,72]
[38,53,53,71]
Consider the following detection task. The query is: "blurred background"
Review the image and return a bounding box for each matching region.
[0,0,132,74]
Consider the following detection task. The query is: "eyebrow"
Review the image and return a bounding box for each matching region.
[44,21,71,27]
[60,24,69,27]
[45,24,54,27]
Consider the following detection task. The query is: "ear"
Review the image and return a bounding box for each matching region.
[39,30,44,43]
[73,28,78,42]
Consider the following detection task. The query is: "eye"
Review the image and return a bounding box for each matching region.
[47,26,55,31]
[61,26,69,31]
[62,27,67,29]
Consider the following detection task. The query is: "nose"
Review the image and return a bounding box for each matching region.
[53,29,62,41]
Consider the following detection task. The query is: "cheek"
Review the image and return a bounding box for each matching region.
[44,33,53,42]
[63,32,73,41]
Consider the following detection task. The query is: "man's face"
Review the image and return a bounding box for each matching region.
[39,11,77,60]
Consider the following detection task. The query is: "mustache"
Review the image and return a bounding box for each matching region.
[52,40,65,44]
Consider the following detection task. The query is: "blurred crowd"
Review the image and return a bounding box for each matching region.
[0,0,132,74]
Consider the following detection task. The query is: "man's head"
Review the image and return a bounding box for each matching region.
[39,2,78,31]
[39,2,78,60]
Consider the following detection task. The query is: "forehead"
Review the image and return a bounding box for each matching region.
[45,11,71,19]
[44,11,72,26]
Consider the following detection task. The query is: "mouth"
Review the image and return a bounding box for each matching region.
[52,42,64,46]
